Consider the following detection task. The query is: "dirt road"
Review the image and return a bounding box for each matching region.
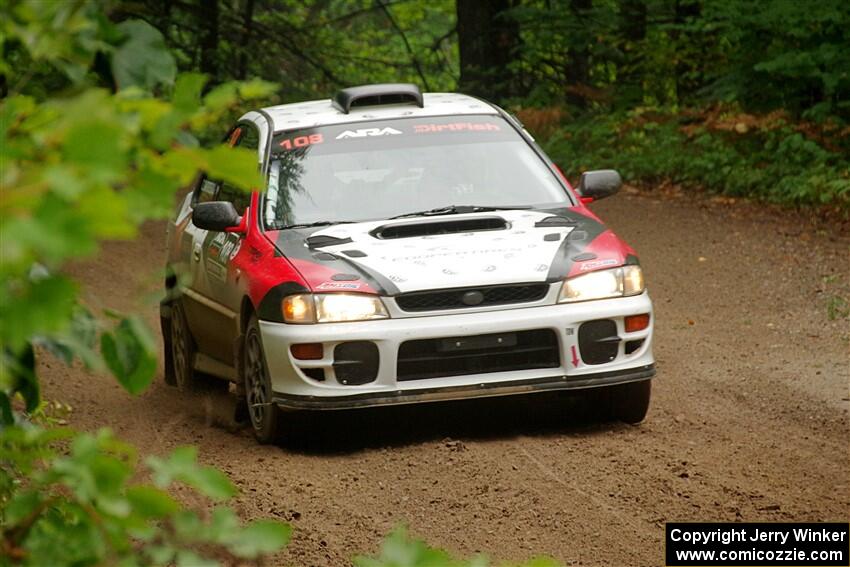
[43,189,849,566]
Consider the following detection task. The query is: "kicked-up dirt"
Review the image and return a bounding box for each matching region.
[42,188,849,566]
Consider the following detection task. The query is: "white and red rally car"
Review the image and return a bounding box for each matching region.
[162,84,655,443]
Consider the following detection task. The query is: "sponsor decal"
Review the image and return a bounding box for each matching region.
[205,232,242,283]
[413,122,501,133]
[208,232,225,259]
[336,127,402,139]
[316,281,362,290]
[228,239,242,261]
[579,258,619,271]
[279,133,323,150]
[211,232,241,263]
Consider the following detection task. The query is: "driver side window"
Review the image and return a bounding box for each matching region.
[192,122,259,212]
[196,177,220,205]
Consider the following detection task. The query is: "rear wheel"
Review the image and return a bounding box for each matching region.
[597,380,652,424]
[170,301,200,391]
[243,315,283,444]
[168,300,230,392]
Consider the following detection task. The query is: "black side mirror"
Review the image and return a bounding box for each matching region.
[192,201,242,231]
[578,170,622,201]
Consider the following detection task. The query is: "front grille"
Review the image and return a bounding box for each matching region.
[397,329,559,381]
[395,283,549,312]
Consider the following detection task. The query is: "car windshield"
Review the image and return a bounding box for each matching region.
[263,115,570,229]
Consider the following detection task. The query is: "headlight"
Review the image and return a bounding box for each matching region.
[283,293,389,323]
[558,265,644,303]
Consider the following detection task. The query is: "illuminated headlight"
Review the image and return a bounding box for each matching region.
[283,293,389,324]
[558,265,645,303]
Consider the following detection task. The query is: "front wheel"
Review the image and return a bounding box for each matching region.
[243,315,284,444]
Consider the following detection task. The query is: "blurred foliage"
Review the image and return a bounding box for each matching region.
[0,0,271,409]
[0,427,290,566]
[354,527,559,567]
[1,2,288,565]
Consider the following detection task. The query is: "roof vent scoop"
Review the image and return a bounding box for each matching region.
[333,83,424,114]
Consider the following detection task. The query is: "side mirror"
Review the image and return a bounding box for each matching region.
[577,170,622,202]
[192,201,242,232]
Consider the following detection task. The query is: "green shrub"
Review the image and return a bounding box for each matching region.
[543,110,850,207]
[0,426,290,566]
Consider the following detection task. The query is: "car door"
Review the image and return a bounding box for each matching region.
[191,123,261,365]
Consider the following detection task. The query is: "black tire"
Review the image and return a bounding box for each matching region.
[243,315,284,444]
[606,379,652,424]
[169,300,200,392]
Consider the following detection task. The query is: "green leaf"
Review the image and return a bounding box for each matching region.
[206,507,240,542]
[100,317,157,395]
[202,83,238,110]
[228,520,292,559]
[182,466,236,501]
[172,72,208,114]
[147,446,236,500]
[145,544,176,566]
[126,485,179,518]
[112,20,176,91]
[36,306,102,371]
[150,110,187,150]
[237,79,277,100]
[3,490,43,525]
[203,145,263,191]
[0,275,77,351]
[175,550,219,567]
[124,166,181,220]
[62,120,128,184]
[355,526,458,567]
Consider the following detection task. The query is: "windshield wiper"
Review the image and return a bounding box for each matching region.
[389,205,531,220]
[274,220,355,230]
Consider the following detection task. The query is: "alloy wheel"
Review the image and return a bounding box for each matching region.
[170,304,192,388]
[244,330,269,429]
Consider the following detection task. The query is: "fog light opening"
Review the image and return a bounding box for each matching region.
[624,314,650,333]
[291,343,324,360]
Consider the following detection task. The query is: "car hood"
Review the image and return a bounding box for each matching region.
[268,208,637,295]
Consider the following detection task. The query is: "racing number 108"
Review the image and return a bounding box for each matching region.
[279,134,323,150]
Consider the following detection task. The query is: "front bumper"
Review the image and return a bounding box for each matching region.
[259,291,655,410]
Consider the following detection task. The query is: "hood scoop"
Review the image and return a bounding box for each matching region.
[306,234,353,248]
[371,216,508,240]
[535,215,577,228]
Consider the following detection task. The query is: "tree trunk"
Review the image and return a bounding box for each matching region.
[237,0,255,80]
[617,0,647,105]
[564,0,592,107]
[456,0,521,102]
[674,0,701,104]
[199,0,219,81]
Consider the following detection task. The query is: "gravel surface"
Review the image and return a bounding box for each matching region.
[44,189,849,566]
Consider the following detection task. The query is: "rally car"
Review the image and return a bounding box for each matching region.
[161,83,655,443]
